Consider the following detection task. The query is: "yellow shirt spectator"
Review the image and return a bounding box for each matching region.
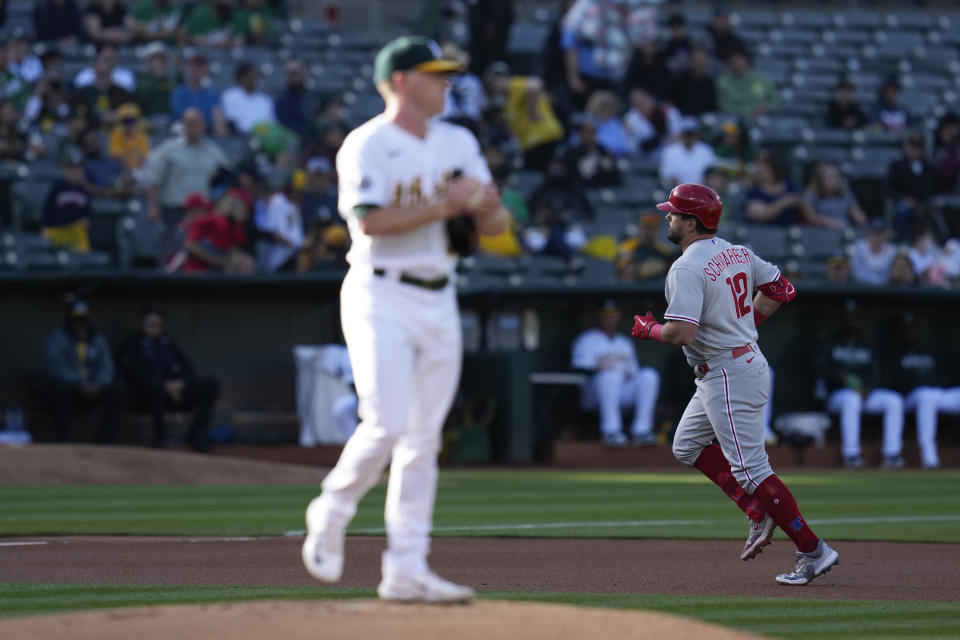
[501,76,564,151]
[108,103,150,169]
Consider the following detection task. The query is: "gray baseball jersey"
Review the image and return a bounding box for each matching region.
[664,236,780,366]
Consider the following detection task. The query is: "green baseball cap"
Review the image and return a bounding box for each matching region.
[373,36,464,83]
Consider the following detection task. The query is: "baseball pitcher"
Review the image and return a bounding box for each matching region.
[632,183,839,585]
[300,36,509,603]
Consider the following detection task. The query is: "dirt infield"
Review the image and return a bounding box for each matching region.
[0,600,767,640]
[1,445,958,638]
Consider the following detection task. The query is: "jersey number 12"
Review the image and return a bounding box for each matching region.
[725,272,751,319]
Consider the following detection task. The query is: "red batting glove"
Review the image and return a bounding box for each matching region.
[632,311,663,341]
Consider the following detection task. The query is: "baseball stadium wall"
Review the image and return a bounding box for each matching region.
[1,273,956,461]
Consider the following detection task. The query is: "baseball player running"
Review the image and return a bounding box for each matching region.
[301,36,508,603]
[631,183,839,585]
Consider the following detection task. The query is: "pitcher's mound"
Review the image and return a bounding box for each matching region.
[0,600,766,640]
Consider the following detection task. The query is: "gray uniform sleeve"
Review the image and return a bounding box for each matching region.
[664,267,704,326]
[751,250,781,287]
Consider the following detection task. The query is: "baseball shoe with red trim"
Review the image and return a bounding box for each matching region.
[378,570,474,603]
[775,539,839,585]
[741,513,775,561]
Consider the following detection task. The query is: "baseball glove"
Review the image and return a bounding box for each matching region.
[446,214,477,257]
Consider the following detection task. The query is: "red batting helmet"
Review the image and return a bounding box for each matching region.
[656,183,722,230]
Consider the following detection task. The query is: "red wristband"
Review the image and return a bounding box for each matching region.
[754,310,768,327]
[649,323,663,342]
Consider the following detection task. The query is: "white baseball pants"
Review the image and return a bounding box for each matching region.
[310,269,462,579]
[826,388,904,458]
[906,386,960,467]
[581,367,660,437]
[332,393,358,441]
[672,350,774,494]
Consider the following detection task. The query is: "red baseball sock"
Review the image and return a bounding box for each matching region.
[752,475,819,553]
[693,444,764,522]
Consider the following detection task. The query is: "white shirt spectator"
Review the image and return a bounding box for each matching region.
[908,237,940,277]
[659,140,716,188]
[851,237,896,284]
[10,55,44,84]
[258,192,304,272]
[221,86,276,133]
[625,104,683,155]
[443,73,487,122]
[74,66,136,91]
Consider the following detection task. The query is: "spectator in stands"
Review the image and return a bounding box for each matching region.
[144,107,231,227]
[615,211,674,281]
[33,0,84,44]
[936,238,960,286]
[233,0,276,45]
[711,120,756,180]
[851,218,896,285]
[0,43,31,110]
[932,111,960,194]
[717,47,780,120]
[662,13,692,73]
[73,61,133,128]
[467,0,514,77]
[84,0,134,45]
[583,90,630,158]
[0,100,28,161]
[666,45,717,117]
[300,221,350,272]
[805,161,868,229]
[908,226,941,283]
[185,0,235,48]
[42,298,125,443]
[8,29,43,85]
[624,87,681,158]
[528,155,594,222]
[41,150,92,252]
[484,61,564,172]
[300,156,337,228]
[181,188,256,274]
[825,255,851,284]
[816,302,905,469]
[170,53,229,135]
[74,43,136,93]
[872,77,909,134]
[310,95,348,142]
[108,102,150,170]
[22,63,71,131]
[135,42,176,116]
[163,192,213,272]
[658,117,715,190]
[274,59,317,138]
[622,37,668,100]
[561,0,656,108]
[300,119,345,172]
[562,117,621,188]
[118,305,221,451]
[826,78,868,130]
[522,189,588,259]
[707,5,745,62]
[571,299,661,447]
[441,43,487,129]
[255,171,305,272]
[703,166,737,224]
[132,0,184,43]
[888,131,934,240]
[744,150,829,227]
[81,127,133,197]
[889,250,917,286]
[221,62,276,134]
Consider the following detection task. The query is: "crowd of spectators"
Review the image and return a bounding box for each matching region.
[1,1,960,290]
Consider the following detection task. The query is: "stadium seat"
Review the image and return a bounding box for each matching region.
[790,226,845,260]
[741,225,790,260]
[10,180,51,230]
[116,216,162,269]
[507,21,550,56]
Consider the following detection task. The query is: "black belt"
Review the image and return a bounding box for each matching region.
[373,268,449,291]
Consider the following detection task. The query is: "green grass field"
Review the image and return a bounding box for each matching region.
[2,468,960,639]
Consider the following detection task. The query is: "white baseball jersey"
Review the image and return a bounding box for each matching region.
[571,329,640,380]
[665,236,780,365]
[337,115,491,277]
